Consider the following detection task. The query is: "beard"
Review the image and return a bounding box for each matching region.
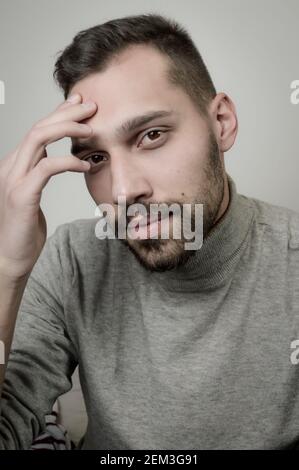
[116,130,225,272]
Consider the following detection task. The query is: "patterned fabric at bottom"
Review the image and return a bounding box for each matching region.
[30,411,75,450]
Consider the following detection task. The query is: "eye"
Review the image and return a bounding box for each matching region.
[82,153,107,168]
[139,129,167,147]
[82,128,167,167]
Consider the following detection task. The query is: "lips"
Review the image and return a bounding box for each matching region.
[134,213,162,228]
[126,212,173,239]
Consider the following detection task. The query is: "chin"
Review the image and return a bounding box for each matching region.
[123,237,196,272]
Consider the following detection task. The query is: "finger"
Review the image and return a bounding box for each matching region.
[10,121,93,177]
[53,92,82,111]
[35,100,98,128]
[12,155,90,207]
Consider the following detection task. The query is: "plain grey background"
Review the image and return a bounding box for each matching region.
[0,0,298,236]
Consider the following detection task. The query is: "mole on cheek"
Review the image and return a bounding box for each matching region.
[181,192,185,196]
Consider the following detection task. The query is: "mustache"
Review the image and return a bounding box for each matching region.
[118,200,187,226]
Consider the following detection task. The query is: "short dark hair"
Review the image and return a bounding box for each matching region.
[53,13,217,116]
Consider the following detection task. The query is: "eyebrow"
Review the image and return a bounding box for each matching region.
[70,109,175,157]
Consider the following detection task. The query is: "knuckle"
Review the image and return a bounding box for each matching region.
[32,119,43,128]
[37,157,51,173]
[28,125,43,141]
[59,121,76,137]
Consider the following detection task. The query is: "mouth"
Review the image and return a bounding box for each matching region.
[127,212,172,239]
[134,212,162,229]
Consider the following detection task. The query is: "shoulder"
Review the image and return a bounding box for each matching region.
[49,217,99,245]
[247,195,299,251]
[46,217,127,274]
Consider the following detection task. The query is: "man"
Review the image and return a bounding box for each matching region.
[0,13,299,450]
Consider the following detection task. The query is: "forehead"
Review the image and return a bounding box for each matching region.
[69,45,186,117]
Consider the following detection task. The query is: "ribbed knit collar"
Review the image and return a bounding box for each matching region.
[150,173,255,292]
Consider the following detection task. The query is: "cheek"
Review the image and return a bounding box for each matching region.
[160,143,205,190]
[84,172,113,204]
[168,131,208,168]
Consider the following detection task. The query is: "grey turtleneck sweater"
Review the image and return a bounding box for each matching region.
[1,174,299,450]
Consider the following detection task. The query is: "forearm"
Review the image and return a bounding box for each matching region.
[0,272,30,392]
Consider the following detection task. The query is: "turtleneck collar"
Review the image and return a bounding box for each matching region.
[149,173,255,292]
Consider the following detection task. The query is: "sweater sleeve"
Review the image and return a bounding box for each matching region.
[0,224,78,449]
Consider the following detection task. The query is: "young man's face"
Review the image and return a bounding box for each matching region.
[70,44,228,272]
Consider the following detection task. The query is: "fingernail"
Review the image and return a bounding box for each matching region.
[66,93,80,103]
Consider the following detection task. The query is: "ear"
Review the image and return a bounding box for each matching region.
[208,92,238,152]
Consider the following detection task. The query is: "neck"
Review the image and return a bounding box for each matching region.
[215,173,230,225]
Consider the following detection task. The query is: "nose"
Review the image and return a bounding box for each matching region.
[111,155,153,206]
